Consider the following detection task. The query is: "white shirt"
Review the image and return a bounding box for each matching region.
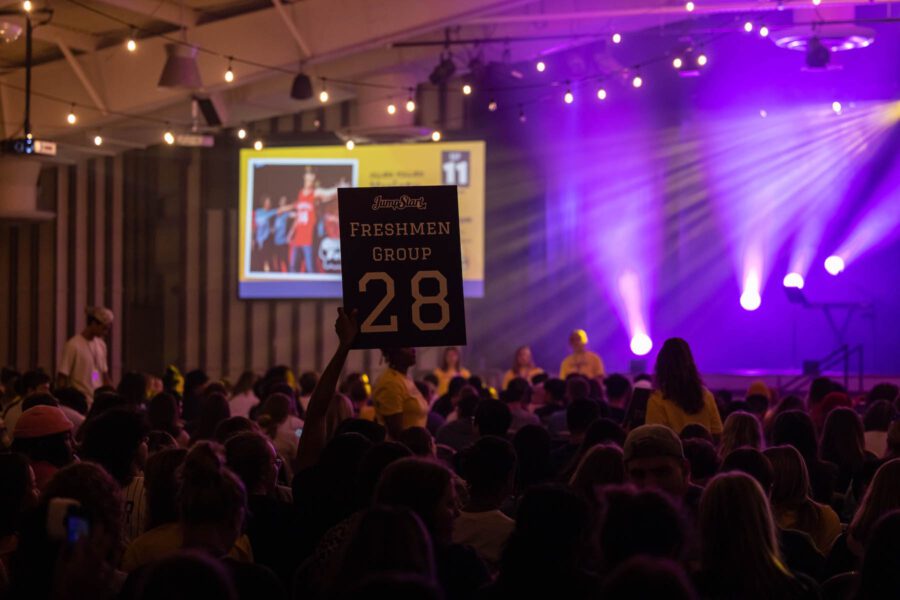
[453,509,515,566]
[229,391,260,418]
[59,334,108,401]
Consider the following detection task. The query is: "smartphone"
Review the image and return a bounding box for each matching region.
[294,427,303,439]
[46,497,90,543]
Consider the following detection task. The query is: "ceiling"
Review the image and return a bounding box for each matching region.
[0,0,892,158]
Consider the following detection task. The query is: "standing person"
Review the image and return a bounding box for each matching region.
[288,168,317,274]
[559,329,605,380]
[433,347,470,397]
[373,348,428,439]
[502,346,544,391]
[56,307,113,404]
[645,338,723,436]
[253,196,277,272]
[271,196,293,273]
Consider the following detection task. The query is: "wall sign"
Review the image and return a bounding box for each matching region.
[339,185,467,349]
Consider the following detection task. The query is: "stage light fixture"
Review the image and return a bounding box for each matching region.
[740,291,762,311]
[744,22,754,33]
[253,139,263,151]
[237,127,247,139]
[630,333,653,356]
[612,33,622,44]
[632,75,643,88]
[488,99,498,111]
[685,1,695,12]
[163,130,175,145]
[597,87,607,100]
[224,58,234,83]
[536,60,546,73]
[563,86,574,104]
[462,83,472,95]
[832,101,843,114]
[431,130,441,142]
[824,255,845,275]
[806,37,831,69]
[783,273,805,289]
[387,103,397,115]
[346,139,355,150]
[428,52,456,85]
[759,26,770,38]
[66,106,77,125]
[93,134,103,146]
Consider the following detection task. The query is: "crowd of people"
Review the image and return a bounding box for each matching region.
[1,306,899,599]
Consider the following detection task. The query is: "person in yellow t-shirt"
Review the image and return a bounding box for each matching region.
[373,348,428,439]
[644,337,723,436]
[433,347,471,396]
[559,329,605,380]
[502,345,545,390]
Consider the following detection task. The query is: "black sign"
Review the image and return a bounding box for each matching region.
[338,185,467,349]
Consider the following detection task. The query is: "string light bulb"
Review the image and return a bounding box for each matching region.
[253,139,263,151]
[224,58,234,83]
[812,0,821,5]
[22,0,32,13]
[387,103,397,115]
[632,75,643,88]
[345,139,355,150]
[488,98,498,112]
[536,60,546,72]
[518,105,526,123]
[462,83,472,95]
[126,33,137,52]
[685,1,695,12]
[66,105,77,125]
[319,86,329,103]
[612,33,622,44]
[93,134,103,146]
[673,57,683,69]
[743,21,754,33]
[759,25,770,37]
[405,90,416,112]
[163,130,175,145]
[431,130,441,142]
[563,84,574,104]
[237,127,247,139]
[697,54,708,66]
[597,87,607,100]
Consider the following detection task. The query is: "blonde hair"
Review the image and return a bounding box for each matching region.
[719,411,763,458]
[700,472,796,597]
[849,458,900,545]
[764,445,820,535]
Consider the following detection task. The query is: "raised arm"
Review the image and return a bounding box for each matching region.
[293,307,358,473]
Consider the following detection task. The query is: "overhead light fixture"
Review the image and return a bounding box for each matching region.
[22,0,32,13]
[462,83,472,95]
[290,73,313,100]
[806,36,831,69]
[428,52,456,85]
[237,127,247,139]
[93,134,103,146]
[744,22,754,33]
[596,87,607,100]
[431,130,441,142]
[387,103,397,115]
[158,43,202,89]
[685,1,695,12]
[612,33,622,44]
[563,84,574,104]
[66,105,77,125]
[488,98,498,111]
[126,30,137,52]
[163,130,175,145]
[518,105,526,122]
[632,75,643,88]
[224,58,234,83]
[319,85,329,103]
[759,25,770,37]
[346,139,355,150]
[253,139,263,151]
[536,60,546,72]
[405,91,416,112]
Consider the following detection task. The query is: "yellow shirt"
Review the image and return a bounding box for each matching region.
[559,351,605,379]
[122,522,254,572]
[433,367,471,396]
[373,368,429,429]
[501,368,545,390]
[645,388,723,435]
[776,502,842,555]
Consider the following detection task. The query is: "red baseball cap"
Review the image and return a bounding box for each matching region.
[14,406,73,439]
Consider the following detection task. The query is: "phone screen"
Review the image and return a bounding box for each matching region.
[66,515,90,544]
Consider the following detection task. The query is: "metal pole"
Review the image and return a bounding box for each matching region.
[24,15,32,138]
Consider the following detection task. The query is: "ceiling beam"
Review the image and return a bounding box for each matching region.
[56,39,108,114]
[25,21,101,52]
[89,0,199,28]
[270,0,312,58]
